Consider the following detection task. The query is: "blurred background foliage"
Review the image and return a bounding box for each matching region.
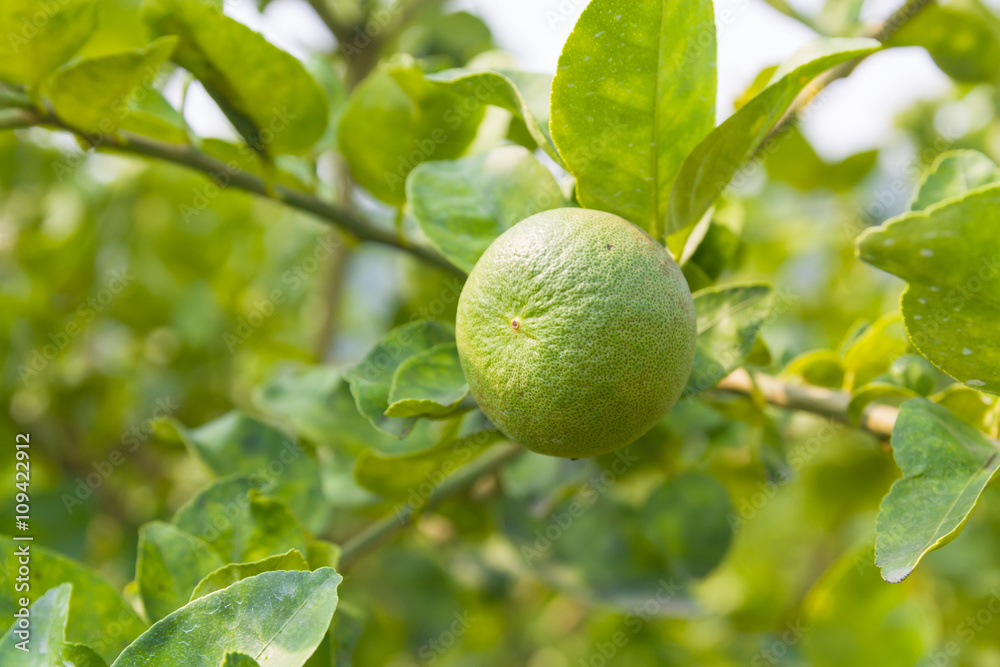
[4,0,1000,665]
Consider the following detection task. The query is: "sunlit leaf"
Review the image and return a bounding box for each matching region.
[110,569,342,667]
[426,68,562,164]
[190,549,310,601]
[875,399,1000,583]
[339,60,484,205]
[683,283,775,397]
[909,149,1000,211]
[142,0,328,155]
[407,145,569,273]
[669,38,880,233]
[344,320,456,438]
[48,36,177,135]
[137,521,225,622]
[386,343,469,418]
[0,583,72,667]
[858,185,1000,395]
[550,0,716,238]
[0,0,97,87]
[172,476,309,564]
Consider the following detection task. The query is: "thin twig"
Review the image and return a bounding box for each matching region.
[18,108,463,276]
[338,442,523,570]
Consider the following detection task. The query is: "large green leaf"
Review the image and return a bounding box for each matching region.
[179,412,328,532]
[190,549,310,601]
[858,185,1000,395]
[550,0,716,239]
[875,399,1000,583]
[172,476,309,564]
[683,283,775,397]
[63,644,108,667]
[909,149,1000,211]
[640,473,733,579]
[0,0,97,87]
[407,145,569,273]
[0,583,72,666]
[0,540,146,663]
[386,343,469,418]
[141,0,327,155]
[137,521,225,622]
[222,653,261,667]
[110,569,342,667]
[669,38,881,233]
[354,410,502,500]
[344,320,456,438]
[425,68,561,164]
[890,4,1000,83]
[338,60,485,205]
[48,36,177,135]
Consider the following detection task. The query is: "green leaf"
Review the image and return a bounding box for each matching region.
[931,384,998,431]
[804,546,938,665]
[847,382,918,426]
[678,199,744,291]
[858,185,1000,395]
[110,569,342,667]
[190,549,310,601]
[179,411,328,532]
[0,0,97,87]
[119,89,189,144]
[329,603,364,667]
[550,0,716,239]
[909,149,1000,211]
[782,350,846,388]
[425,68,562,164]
[407,145,569,273]
[141,0,328,155]
[0,583,72,667]
[172,476,309,564]
[640,473,733,579]
[63,644,108,667]
[344,320,456,438]
[683,283,775,397]
[137,521,225,622]
[764,127,877,192]
[875,398,1000,583]
[222,653,261,667]
[669,38,881,233]
[47,36,177,135]
[354,410,502,499]
[386,343,469,418]
[841,314,908,391]
[0,539,146,663]
[338,60,485,205]
[890,4,1000,83]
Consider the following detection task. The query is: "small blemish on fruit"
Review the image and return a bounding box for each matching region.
[606,244,613,250]
[511,319,520,332]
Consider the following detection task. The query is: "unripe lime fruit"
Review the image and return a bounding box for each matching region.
[455,208,697,458]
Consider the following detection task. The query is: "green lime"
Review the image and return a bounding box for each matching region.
[456,208,697,458]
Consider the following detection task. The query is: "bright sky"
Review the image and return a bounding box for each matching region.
[191,0,954,162]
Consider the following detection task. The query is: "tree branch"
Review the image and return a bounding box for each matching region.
[18,108,464,276]
[338,441,523,570]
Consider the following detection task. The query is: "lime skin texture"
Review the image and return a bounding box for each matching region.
[456,208,697,458]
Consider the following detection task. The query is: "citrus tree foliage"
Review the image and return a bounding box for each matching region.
[3,0,1000,664]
